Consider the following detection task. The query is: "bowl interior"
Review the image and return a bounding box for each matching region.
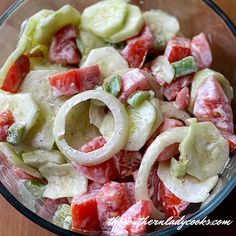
[0,0,236,235]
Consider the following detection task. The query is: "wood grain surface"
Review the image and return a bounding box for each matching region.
[0,1,235,236]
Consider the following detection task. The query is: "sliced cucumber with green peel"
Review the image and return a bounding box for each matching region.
[81,0,128,38]
[0,93,39,137]
[180,122,229,181]
[7,123,25,145]
[188,68,233,112]
[53,204,72,229]
[0,142,42,178]
[22,150,66,168]
[34,5,81,45]
[24,179,46,198]
[107,4,144,43]
[143,10,180,49]
[82,46,128,78]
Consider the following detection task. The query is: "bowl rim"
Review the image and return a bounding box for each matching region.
[0,0,236,236]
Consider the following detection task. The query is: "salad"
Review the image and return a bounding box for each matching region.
[0,0,235,235]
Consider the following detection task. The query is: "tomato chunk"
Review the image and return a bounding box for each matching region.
[1,55,30,93]
[72,192,100,231]
[162,75,193,101]
[119,69,150,103]
[193,76,234,133]
[221,132,236,154]
[49,65,102,97]
[96,182,131,231]
[121,25,153,68]
[174,86,190,110]
[123,182,136,205]
[158,181,190,219]
[0,109,15,141]
[111,200,152,235]
[164,37,191,63]
[191,33,212,69]
[13,167,36,180]
[49,25,80,65]
[74,136,142,184]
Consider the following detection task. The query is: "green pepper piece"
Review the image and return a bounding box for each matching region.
[24,179,46,198]
[7,123,25,145]
[108,74,122,96]
[170,157,188,178]
[172,56,198,78]
[127,91,152,107]
[53,204,72,229]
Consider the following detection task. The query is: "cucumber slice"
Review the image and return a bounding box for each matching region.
[89,103,106,129]
[180,122,229,180]
[188,69,233,112]
[53,204,72,229]
[127,91,152,107]
[0,93,39,137]
[99,112,115,141]
[82,46,128,78]
[34,5,81,45]
[24,179,46,198]
[39,163,88,199]
[157,161,219,203]
[125,100,156,151]
[0,142,42,178]
[19,70,67,150]
[6,123,25,145]
[107,4,144,43]
[77,28,106,56]
[81,0,128,38]
[143,10,180,49]
[22,150,66,168]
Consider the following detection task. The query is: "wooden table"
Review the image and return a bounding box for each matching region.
[0,1,235,236]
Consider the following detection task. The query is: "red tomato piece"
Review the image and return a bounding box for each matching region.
[191,32,212,69]
[49,65,102,97]
[158,117,184,134]
[174,86,190,110]
[0,109,15,141]
[1,55,30,93]
[193,76,234,133]
[162,75,193,101]
[49,25,80,65]
[119,69,150,103]
[13,167,36,180]
[121,25,153,68]
[158,181,190,219]
[96,182,131,231]
[221,132,236,154]
[88,181,104,192]
[74,136,141,183]
[72,191,100,231]
[164,37,191,63]
[147,169,160,207]
[111,200,152,235]
[123,182,136,205]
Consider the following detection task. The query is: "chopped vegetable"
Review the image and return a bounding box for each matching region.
[1,55,30,93]
[0,109,14,141]
[157,161,219,203]
[108,74,122,96]
[221,132,236,154]
[72,192,100,231]
[81,0,128,38]
[34,5,81,44]
[174,86,189,110]
[121,24,153,68]
[89,103,106,129]
[39,163,88,199]
[127,91,152,107]
[53,204,72,229]
[24,179,46,198]
[164,37,191,63]
[143,10,180,49]
[49,65,102,97]
[82,46,128,78]
[49,25,80,65]
[191,33,212,69]
[172,56,198,78]
[151,55,175,84]
[170,157,188,178]
[180,122,229,180]
[107,4,144,43]
[6,123,25,145]
[193,76,234,133]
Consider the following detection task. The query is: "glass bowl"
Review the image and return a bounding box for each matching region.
[0,0,235,235]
